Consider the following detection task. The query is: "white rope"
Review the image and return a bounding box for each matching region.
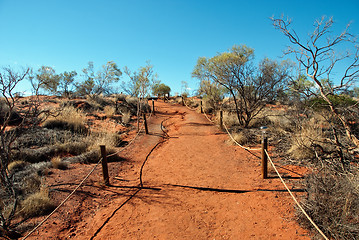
[203,111,215,123]
[265,150,329,240]
[223,122,261,151]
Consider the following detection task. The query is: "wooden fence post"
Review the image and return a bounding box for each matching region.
[261,136,268,179]
[220,110,223,130]
[143,113,149,134]
[200,100,203,113]
[152,100,155,115]
[100,145,110,185]
[181,96,184,106]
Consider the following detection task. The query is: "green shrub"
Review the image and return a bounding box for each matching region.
[307,94,357,110]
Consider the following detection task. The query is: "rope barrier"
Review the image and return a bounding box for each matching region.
[203,111,215,123]
[22,158,103,240]
[22,111,153,239]
[264,149,329,240]
[222,122,261,151]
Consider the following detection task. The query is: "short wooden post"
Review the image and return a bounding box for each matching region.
[261,136,268,179]
[200,100,203,113]
[181,96,184,106]
[100,145,110,185]
[143,113,149,134]
[220,110,223,130]
[152,100,155,115]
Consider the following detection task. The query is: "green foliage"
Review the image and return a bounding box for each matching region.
[58,71,77,97]
[192,45,290,128]
[33,66,60,94]
[308,94,357,110]
[77,61,122,96]
[122,61,158,98]
[152,83,171,97]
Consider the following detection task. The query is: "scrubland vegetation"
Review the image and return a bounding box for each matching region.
[189,16,359,239]
[0,64,154,238]
[1,15,359,240]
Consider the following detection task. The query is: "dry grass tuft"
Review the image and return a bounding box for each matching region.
[121,111,131,124]
[287,117,325,160]
[218,111,238,128]
[43,106,87,133]
[20,187,55,219]
[51,156,68,170]
[7,160,28,173]
[104,105,116,118]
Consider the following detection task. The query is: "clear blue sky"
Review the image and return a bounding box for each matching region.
[0,0,358,95]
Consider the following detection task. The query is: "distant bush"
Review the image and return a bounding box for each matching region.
[308,94,357,110]
[86,94,112,108]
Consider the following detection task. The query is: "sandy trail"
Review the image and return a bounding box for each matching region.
[26,101,309,240]
[83,101,308,239]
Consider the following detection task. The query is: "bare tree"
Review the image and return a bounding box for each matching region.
[0,67,30,237]
[122,61,158,129]
[272,16,359,148]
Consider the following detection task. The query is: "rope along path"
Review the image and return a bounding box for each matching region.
[265,149,329,240]
[22,112,153,240]
[223,122,261,151]
[199,105,326,239]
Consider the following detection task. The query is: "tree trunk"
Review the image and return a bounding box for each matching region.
[230,90,243,126]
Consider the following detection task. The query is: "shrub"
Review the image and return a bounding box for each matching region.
[227,129,258,146]
[125,96,138,106]
[19,187,55,219]
[219,111,238,128]
[121,111,131,124]
[287,117,326,160]
[43,106,87,133]
[104,106,116,118]
[308,94,357,110]
[298,167,359,239]
[116,93,127,102]
[86,94,112,108]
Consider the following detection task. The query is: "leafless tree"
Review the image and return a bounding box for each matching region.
[272,16,359,148]
[0,67,31,237]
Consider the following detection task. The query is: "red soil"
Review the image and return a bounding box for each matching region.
[24,100,310,240]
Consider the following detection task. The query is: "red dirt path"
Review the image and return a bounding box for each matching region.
[25,100,310,240]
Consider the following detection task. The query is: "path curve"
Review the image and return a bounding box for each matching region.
[84,101,309,239]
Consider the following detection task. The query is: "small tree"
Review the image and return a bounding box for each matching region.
[193,45,291,127]
[58,71,77,97]
[122,62,159,129]
[272,16,359,148]
[152,83,171,98]
[34,66,60,94]
[78,61,122,96]
[198,80,225,111]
